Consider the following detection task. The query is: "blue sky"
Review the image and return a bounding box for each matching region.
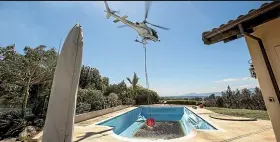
[0,1,266,96]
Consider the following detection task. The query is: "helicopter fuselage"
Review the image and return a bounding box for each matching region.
[106,10,160,42]
[134,22,159,42]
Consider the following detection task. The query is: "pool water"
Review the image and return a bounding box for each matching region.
[97,106,217,139]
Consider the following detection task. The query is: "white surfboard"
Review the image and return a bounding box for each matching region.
[42,23,83,142]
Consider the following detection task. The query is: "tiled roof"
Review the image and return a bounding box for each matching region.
[202,1,280,45]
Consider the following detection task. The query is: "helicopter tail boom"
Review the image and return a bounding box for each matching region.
[104,1,112,19]
[113,15,128,23]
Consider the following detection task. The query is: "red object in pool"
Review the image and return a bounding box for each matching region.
[146,118,155,127]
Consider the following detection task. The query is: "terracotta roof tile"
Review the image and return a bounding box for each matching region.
[202,1,280,45]
[248,9,256,13]
[202,2,275,36]
[261,3,269,7]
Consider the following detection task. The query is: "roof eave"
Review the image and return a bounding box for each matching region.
[202,1,280,45]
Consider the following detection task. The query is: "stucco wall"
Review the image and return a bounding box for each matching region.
[245,18,280,141]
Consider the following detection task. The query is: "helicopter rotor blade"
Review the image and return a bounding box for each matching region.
[112,9,120,14]
[115,10,120,14]
[144,1,152,22]
[117,25,128,28]
[147,22,170,30]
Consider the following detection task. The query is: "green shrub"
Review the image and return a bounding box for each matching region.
[0,110,25,140]
[77,89,105,111]
[88,90,105,110]
[122,98,135,105]
[165,100,197,105]
[76,102,91,114]
[117,100,122,106]
[135,88,159,105]
[107,93,119,107]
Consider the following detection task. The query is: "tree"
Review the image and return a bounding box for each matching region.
[29,84,52,117]
[225,85,233,108]
[251,87,266,110]
[249,60,257,79]
[79,65,89,89]
[107,93,119,107]
[76,102,91,114]
[204,94,217,107]
[0,45,57,118]
[101,77,109,91]
[0,45,25,106]
[255,87,266,110]
[126,72,140,99]
[241,88,253,109]
[149,90,160,103]
[122,97,135,105]
[187,85,265,110]
[0,110,25,140]
[76,89,91,114]
[135,87,159,105]
[126,72,139,94]
[221,92,228,108]
[77,89,105,110]
[209,94,215,99]
[79,66,103,90]
[104,80,127,96]
[1,44,164,140]
[233,89,241,109]
[118,89,132,105]
[216,96,224,107]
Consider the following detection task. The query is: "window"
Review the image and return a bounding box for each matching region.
[151,29,158,38]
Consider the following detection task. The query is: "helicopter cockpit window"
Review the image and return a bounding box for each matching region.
[151,29,158,38]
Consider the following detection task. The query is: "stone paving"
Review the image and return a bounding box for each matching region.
[73,106,276,142]
[188,108,276,142]
[33,105,277,142]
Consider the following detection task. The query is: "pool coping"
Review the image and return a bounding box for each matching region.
[92,107,139,126]
[92,105,225,141]
[209,114,258,121]
[184,106,226,132]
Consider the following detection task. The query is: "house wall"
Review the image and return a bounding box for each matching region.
[245,18,280,141]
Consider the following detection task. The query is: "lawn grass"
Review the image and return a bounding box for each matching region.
[205,107,270,120]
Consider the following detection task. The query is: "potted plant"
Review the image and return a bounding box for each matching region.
[199,103,204,108]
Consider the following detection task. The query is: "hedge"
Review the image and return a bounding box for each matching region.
[165,100,198,105]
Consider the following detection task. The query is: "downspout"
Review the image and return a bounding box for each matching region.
[238,24,280,103]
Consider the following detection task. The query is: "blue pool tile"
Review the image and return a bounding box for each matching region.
[97,106,217,138]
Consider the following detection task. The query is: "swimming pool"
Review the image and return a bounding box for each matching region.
[97,106,217,140]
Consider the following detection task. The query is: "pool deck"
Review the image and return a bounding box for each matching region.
[72,105,276,142]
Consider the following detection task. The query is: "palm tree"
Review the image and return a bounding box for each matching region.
[126,72,139,95]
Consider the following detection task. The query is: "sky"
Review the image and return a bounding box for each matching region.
[0,1,267,96]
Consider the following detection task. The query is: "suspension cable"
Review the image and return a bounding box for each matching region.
[136,39,152,118]
[143,43,149,89]
[143,42,152,118]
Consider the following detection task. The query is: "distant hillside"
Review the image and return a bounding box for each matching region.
[182,92,222,97]
[163,88,255,98]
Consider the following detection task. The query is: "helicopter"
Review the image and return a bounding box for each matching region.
[104,1,170,43]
